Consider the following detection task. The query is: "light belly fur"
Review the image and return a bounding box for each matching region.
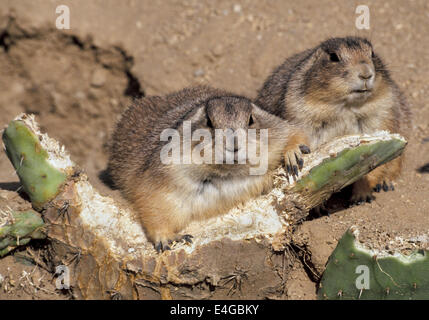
[173,174,267,220]
[308,106,386,149]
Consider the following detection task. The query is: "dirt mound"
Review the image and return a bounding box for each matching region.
[0,15,143,190]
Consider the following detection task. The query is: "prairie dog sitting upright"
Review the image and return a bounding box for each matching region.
[256,37,411,204]
[108,86,309,251]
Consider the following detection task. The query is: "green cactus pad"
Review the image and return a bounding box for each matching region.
[293,138,405,194]
[2,120,67,210]
[318,230,429,300]
[0,210,46,257]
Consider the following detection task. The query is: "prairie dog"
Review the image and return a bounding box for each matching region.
[108,86,309,251]
[256,37,411,203]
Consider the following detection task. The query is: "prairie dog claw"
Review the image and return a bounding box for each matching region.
[284,144,311,179]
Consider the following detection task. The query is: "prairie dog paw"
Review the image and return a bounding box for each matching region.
[284,144,311,178]
[179,234,193,244]
[154,240,171,253]
[350,184,375,205]
[373,181,395,193]
[154,234,194,253]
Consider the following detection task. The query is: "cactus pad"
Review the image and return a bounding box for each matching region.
[2,119,68,210]
[0,210,46,257]
[318,230,429,300]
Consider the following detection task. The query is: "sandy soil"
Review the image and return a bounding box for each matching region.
[0,0,428,299]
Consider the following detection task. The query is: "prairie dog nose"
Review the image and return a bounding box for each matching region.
[358,64,374,80]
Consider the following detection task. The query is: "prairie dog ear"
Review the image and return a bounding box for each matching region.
[177,106,207,131]
[312,47,326,61]
[188,105,206,123]
[177,106,206,131]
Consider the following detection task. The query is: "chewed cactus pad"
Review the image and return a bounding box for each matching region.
[318,230,429,300]
[293,137,406,194]
[2,119,67,210]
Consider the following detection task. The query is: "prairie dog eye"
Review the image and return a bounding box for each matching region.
[249,115,254,126]
[329,52,340,62]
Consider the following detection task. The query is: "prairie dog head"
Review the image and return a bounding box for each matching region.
[304,37,384,106]
[161,95,291,177]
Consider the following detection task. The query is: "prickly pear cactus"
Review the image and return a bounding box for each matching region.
[293,138,406,194]
[0,113,411,298]
[318,230,429,300]
[2,118,69,210]
[0,210,46,257]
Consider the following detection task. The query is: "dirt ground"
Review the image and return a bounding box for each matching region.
[0,0,428,299]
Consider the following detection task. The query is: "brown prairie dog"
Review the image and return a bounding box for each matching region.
[256,37,411,203]
[108,86,309,251]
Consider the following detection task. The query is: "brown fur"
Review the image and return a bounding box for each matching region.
[108,86,307,249]
[256,37,412,203]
